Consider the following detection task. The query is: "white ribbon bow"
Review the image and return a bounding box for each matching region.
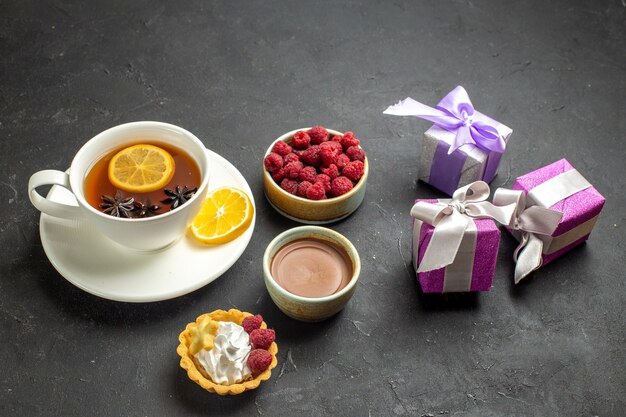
[492,188,563,284]
[411,181,516,272]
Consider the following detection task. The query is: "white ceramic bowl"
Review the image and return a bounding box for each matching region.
[263,226,361,322]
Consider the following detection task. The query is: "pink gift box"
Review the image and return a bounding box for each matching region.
[411,199,501,293]
[511,159,605,265]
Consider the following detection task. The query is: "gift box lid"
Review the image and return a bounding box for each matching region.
[512,159,605,236]
[420,116,512,194]
[425,113,512,152]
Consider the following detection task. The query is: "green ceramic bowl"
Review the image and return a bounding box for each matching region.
[263,226,361,322]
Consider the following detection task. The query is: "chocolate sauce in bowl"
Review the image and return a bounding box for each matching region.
[270,238,352,298]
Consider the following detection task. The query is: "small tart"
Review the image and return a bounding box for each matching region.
[177,309,278,395]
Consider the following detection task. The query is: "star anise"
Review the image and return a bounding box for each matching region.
[132,200,161,218]
[100,191,135,218]
[161,185,197,210]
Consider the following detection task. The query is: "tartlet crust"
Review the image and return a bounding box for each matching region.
[177,309,278,395]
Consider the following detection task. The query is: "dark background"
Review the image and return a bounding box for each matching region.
[1,1,625,416]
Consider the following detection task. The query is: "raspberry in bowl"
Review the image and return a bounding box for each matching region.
[263,127,369,224]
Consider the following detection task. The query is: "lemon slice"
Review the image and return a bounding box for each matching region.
[108,144,175,193]
[191,187,253,244]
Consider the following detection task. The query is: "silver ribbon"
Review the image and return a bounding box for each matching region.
[410,181,516,273]
[493,189,563,284]
[526,169,591,208]
[442,220,477,292]
[541,214,599,254]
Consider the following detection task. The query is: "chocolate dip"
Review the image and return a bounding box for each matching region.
[270,238,352,298]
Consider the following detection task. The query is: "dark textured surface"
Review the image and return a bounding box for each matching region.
[1,1,625,416]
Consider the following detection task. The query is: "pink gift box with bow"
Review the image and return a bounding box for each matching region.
[510,159,605,266]
[412,201,501,293]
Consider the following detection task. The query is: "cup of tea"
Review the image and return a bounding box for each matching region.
[28,121,211,251]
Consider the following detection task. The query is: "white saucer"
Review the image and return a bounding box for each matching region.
[39,149,256,303]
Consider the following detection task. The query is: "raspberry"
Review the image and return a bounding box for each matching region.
[342,160,364,182]
[264,152,283,173]
[272,140,292,156]
[249,329,276,350]
[319,142,340,166]
[346,146,366,162]
[291,130,311,149]
[308,126,329,145]
[284,161,304,179]
[319,141,334,151]
[320,150,337,166]
[300,145,321,167]
[327,140,343,153]
[299,166,317,183]
[306,182,326,200]
[280,178,299,195]
[331,134,343,143]
[335,153,350,170]
[342,131,355,140]
[315,174,332,193]
[341,132,360,151]
[283,152,300,164]
[331,176,354,196]
[247,349,272,374]
[272,168,286,182]
[320,164,339,179]
[297,181,313,197]
[241,315,263,334]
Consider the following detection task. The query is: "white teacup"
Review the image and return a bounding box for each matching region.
[28,121,211,251]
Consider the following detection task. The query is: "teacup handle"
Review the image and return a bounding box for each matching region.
[28,170,83,219]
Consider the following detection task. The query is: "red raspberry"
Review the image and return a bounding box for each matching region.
[346,146,366,162]
[320,164,339,179]
[319,142,340,166]
[249,328,276,350]
[342,131,355,140]
[280,178,299,195]
[308,126,329,145]
[264,152,283,173]
[331,176,354,196]
[335,153,350,170]
[299,166,317,183]
[331,134,343,143]
[247,349,272,374]
[327,140,342,153]
[300,145,321,167]
[284,161,304,179]
[272,168,286,182]
[319,149,337,166]
[341,132,360,151]
[297,181,313,197]
[319,141,334,150]
[293,149,305,158]
[315,174,332,193]
[242,315,263,334]
[291,130,311,149]
[306,182,326,200]
[283,152,300,164]
[272,140,292,156]
[342,160,364,182]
